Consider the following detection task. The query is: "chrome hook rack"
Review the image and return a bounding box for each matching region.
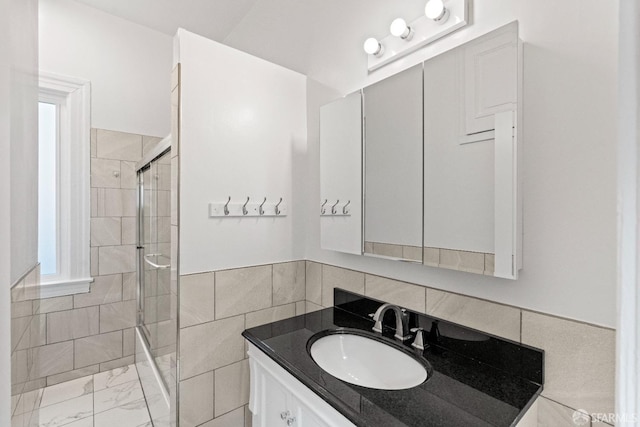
[320,199,352,217]
[209,196,287,217]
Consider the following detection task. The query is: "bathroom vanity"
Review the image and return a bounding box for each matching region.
[243,289,543,427]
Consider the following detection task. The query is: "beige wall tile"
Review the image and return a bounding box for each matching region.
[96,189,137,217]
[215,266,272,319]
[180,315,245,380]
[29,341,74,378]
[99,355,135,372]
[295,301,306,315]
[90,247,99,277]
[91,188,98,217]
[305,301,324,314]
[143,136,163,156]
[521,311,615,415]
[180,371,214,427]
[121,217,137,246]
[98,245,136,275]
[439,249,485,274]
[47,307,99,343]
[122,273,136,301]
[96,129,143,161]
[46,365,99,386]
[372,242,403,258]
[74,331,123,368]
[484,254,495,276]
[91,158,121,188]
[171,156,178,226]
[91,218,122,247]
[305,261,322,306]
[537,397,588,427]
[120,161,137,189]
[245,304,296,329]
[426,288,521,341]
[365,275,426,313]
[403,245,423,262]
[11,301,32,318]
[321,265,364,308]
[364,241,374,254]
[273,261,305,305]
[200,407,245,427]
[180,272,215,328]
[33,296,73,314]
[122,328,135,357]
[214,359,250,417]
[74,274,122,308]
[91,128,97,158]
[245,405,252,427]
[99,300,136,333]
[27,314,47,348]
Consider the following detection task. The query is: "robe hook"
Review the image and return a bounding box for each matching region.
[331,199,340,215]
[242,197,250,215]
[224,196,231,216]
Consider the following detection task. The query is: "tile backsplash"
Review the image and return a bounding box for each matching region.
[179,259,614,427]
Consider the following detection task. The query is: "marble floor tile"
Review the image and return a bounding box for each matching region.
[39,376,93,408]
[16,363,154,427]
[35,393,93,427]
[94,379,145,414]
[94,399,151,427]
[94,364,139,391]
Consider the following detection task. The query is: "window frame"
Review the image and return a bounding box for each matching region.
[38,71,91,297]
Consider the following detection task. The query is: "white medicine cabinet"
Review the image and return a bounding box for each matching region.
[319,21,522,279]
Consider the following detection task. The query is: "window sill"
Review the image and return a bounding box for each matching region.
[37,277,92,299]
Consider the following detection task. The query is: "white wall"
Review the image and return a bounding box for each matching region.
[39,0,172,137]
[176,29,307,274]
[307,0,618,327]
[1,0,39,423]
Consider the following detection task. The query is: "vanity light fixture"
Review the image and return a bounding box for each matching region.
[390,18,414,40]
[425,0,450,24]
[363,37,384,56]
[364,0,468,71]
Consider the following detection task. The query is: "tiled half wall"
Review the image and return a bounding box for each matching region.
[179,260,615,427]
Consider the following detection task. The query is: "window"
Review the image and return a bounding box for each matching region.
[38,72,91,297]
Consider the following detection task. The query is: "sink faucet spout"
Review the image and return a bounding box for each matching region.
[371,303,411,341]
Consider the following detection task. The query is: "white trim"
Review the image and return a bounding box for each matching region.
[37,278,91,299]
[38,72,92,289]
[617,0,640,421]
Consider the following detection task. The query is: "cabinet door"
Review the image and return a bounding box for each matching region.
[254,365,291,427]
[291,396,332,427]
[320,92,362,255]
[464,27,518,135]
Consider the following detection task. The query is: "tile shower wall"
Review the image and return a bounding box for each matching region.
[178,261,306,427]
[11,129,163,421]
[304,261,615,427]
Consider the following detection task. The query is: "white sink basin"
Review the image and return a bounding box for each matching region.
[308,331,429,390]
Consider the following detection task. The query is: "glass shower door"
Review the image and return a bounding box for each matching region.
[137,149,174,394]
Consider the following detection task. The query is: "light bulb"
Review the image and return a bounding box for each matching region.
[363,38,384,56]
[390,18,414,40]
[425,0,449,23]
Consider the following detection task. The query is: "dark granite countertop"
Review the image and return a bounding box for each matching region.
[242,289,543,427]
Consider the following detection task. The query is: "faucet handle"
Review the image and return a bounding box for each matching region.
[410,327,426,351]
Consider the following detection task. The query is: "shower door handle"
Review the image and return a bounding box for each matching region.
[143,254,171,269]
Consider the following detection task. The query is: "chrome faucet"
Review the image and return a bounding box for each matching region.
[371,303,411,341]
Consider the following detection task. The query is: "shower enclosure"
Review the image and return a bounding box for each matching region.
[135,136,177,426]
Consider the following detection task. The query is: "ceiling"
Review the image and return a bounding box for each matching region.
[71,0,427,90]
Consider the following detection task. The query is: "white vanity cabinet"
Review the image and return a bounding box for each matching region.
[248,343,355,427]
